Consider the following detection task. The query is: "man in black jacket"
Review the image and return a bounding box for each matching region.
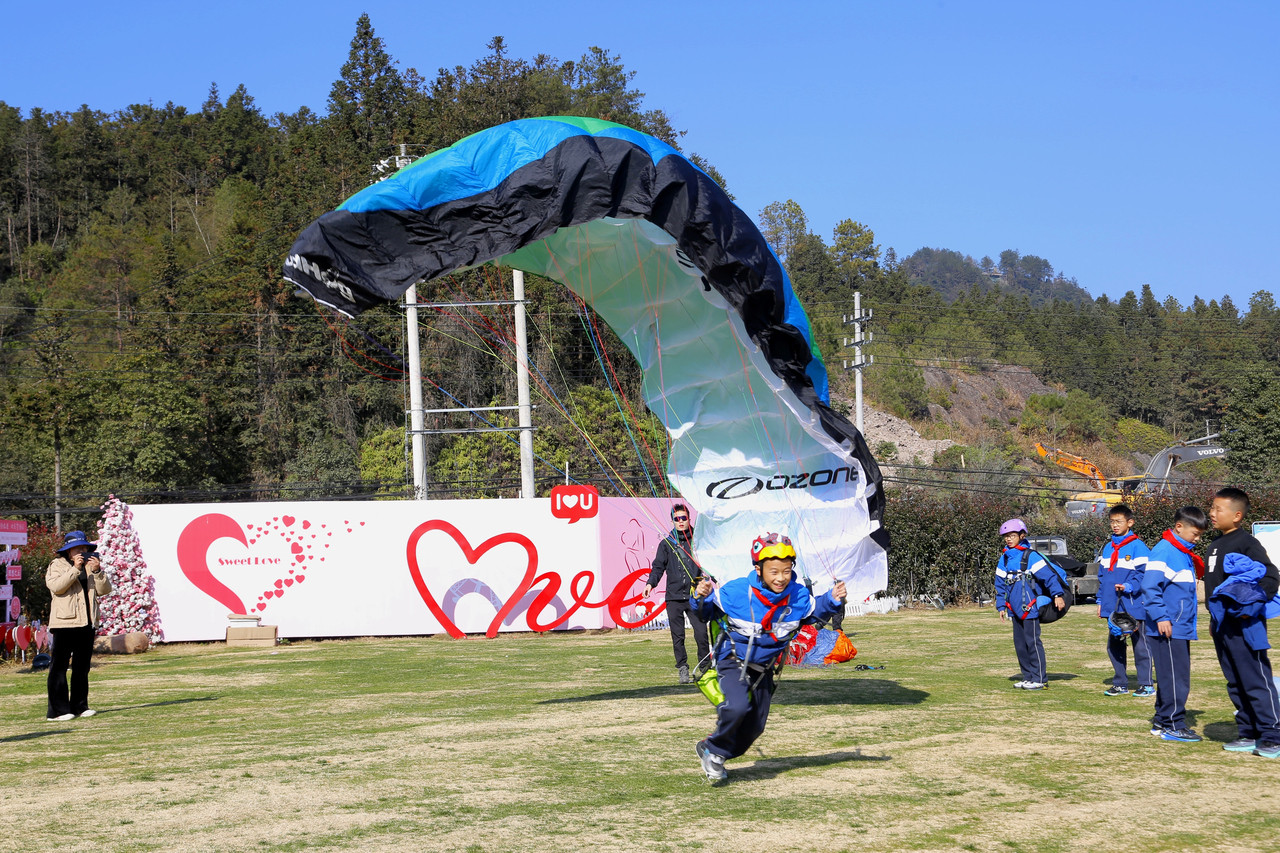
[643,504,710,683]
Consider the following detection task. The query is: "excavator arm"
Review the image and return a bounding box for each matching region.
[1035,443,1109,490]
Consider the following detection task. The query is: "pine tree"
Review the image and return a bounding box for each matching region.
[94,495,164,642]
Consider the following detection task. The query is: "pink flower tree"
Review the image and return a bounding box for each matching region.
[95,495,165,643]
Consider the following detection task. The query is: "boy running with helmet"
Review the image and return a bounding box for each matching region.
[689,533,846,783]
[1097,504,1154,697]
[994,519,1066,690]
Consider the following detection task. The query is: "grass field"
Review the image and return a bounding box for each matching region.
[2,607,1278,853]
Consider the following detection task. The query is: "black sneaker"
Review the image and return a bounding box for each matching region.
[1160,728,1202,743]
[678,665,691,684]
[1103,686,1129,697]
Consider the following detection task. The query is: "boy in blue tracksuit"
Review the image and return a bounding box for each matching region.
[1205,488,1280,759]
[1097,504,1153,697]
[1142,505,1208,742]
[690,532,846,782]
[994,519,1066,690]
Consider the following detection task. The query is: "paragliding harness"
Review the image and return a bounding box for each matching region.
[1013,549,1074,625]
[694,615,790,708]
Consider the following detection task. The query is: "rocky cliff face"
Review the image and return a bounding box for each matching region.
[921,366,1062,433]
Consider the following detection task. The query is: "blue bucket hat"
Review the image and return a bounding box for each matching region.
[56,530,92,553]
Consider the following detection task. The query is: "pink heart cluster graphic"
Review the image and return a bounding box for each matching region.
[177,514,359,614]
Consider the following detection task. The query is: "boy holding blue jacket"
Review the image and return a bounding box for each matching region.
[1142,505,1208,743]
[690,532,845,783]
[1204,488,1280,759]
[1097,504,1154,697]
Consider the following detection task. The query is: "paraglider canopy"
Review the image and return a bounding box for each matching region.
[285,116,887,596]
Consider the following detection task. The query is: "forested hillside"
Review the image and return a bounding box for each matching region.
[0,16,702,523]
[901,247,1093,306]
[752,198,1280,489]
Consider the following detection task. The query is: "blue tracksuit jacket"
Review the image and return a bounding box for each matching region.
[1142,531,1200,640]
[994,546,1065,621]
[1098,533,1150,619]
[692,573,842,668]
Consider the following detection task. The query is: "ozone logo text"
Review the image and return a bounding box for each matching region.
[706,468,857,500]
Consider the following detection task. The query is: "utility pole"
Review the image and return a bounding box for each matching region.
[842,293,873,434]
[513,270,535,499]
[405,285,427,499]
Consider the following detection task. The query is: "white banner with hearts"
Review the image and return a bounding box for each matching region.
[131,496,689,641]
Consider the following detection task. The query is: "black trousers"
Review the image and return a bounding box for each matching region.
[48,625,96,717]
[664,598,710,670]
[1211,617,1280,743]
[1149,633,1191,731]
[1107,629,1153,689]
[705,657,775,759]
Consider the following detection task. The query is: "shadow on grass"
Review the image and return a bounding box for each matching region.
[0,729,74,743]
[541,679,928,707]
[774,678,928,706]
[732,749,891,781]
[540,685,698,704]
[98,696,218,714]
[1203,721,1237,743]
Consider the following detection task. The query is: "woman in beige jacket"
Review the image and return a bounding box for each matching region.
[46,530,111,721]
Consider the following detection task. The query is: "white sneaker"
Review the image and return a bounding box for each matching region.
[46,713,75,722]
[78,709,96,718]
[1013,681,1029,689]
[696,740,727,782]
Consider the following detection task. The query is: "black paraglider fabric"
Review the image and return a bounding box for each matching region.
[285,131,888,547]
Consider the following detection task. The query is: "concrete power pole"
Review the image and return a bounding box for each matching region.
[405,285,427,499]
[513,270,536,499]
[842,293,873,434]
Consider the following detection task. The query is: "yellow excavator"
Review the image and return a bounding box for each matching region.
[1036,434,1230,519]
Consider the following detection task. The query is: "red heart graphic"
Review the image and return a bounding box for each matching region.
[360,522,366,526]
[249,538,256,544]
[346,528,352,533]
[176,514,249,614]
[256,603,266,611]
[290,543,303,554]
[294,554,304,564]
[302,520,311,530]
[283,516,296,527]
[406,520,537,640]
[264,590,275,599]
[274,579,283,589]
[284,579,293,587]
[296,575,305,582]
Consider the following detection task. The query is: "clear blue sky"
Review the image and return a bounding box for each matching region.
[6,1,1277,309]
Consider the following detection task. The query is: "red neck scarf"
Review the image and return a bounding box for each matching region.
[1162,529,1205,579]
[1107,534,1139,571]
[751,586,791,635]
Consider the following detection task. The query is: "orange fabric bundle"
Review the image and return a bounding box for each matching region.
[823,629,858,665]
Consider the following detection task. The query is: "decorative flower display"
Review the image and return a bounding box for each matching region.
[95,495,164,643]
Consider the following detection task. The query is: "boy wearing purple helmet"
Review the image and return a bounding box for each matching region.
[994,519,1066,690]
